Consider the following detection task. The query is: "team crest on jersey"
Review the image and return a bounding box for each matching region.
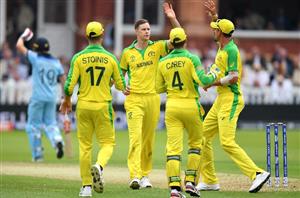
[130,55,136,62]
[128,112,133,119]
[148,51,155,57]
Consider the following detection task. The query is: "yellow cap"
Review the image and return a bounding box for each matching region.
[86,21,104,38]
[210,19,235,35]
[169,27,187,44]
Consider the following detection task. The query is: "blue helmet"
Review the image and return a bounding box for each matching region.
[33,37,50,52]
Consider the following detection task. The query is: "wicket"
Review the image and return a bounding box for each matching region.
[266,122,288,187]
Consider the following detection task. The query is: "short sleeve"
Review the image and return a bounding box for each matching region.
[57,60,65,76]
[226,48,238,72]
[120,50,128,71]
[155,40,168,57]
[27,50,37,67]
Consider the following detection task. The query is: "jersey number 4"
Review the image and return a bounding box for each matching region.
[86,66,106,86]
[172,71,184,90]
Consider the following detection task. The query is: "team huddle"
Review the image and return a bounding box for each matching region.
[17,1,271,198]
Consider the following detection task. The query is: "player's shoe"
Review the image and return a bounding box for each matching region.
[79,186,92,197]
[91,164,104,193]
[196,182,220,191]
[56,142,64,159]
[170,189,186,198]
[249,171,270,193]
[129,178,140,190]
[185,182,201,197]
[32,155,43,162]
[140,176,152,188]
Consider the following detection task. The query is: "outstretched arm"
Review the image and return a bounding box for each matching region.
[203,71,238,91]
[203,0,218,22]
[163,2,181,28]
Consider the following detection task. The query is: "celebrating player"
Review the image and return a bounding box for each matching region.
[196,0,270,193]
[156,27,219,198]
[16,28,65,162]
[60,21,126,197]
[119,2,182,190]
[119,2,182,189]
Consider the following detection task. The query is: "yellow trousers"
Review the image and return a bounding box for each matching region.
[199,93,264,184]
[165,99,204,188]
[76,102,115,186]
[124,93,160,179]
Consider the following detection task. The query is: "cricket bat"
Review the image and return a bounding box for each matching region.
[64,113,73,158]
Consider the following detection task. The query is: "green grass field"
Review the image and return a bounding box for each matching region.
[1,129,300,197]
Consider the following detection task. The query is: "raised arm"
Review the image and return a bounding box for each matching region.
[16,28,34,55]
[203,0,218,22]
[163,2,181,28]
[163,2,182,50]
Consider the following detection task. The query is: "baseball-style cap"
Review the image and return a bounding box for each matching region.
[33,37,50,52]
[169,27,187,44]
[86,21,104,38]
[210,19,235,35]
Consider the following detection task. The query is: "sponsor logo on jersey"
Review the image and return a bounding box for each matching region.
[130,55,136,62]
[136,60,153,68]
[148,51,155,57]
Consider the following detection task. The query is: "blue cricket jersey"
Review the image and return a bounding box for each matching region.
[27,50,64,102]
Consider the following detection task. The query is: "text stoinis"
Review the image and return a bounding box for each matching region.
[82,56,109,64]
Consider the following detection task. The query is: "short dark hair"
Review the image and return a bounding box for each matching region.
[222,30,234,38]
[88,34,103,42]
[172,40,186,49]
[134,19,149,29]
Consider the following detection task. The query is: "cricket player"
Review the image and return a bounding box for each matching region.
[120,2,181,189]
[60,21,126,197]
[156,27,219,198]
[196,0,270,193]
[16,29,65,162]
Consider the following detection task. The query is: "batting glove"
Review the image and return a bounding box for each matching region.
[20,28,34,41]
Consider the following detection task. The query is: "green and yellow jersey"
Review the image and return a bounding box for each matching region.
[214,40,242,95]
[156,49,216,99]
[64,44,126,109]
[120,40,168,94]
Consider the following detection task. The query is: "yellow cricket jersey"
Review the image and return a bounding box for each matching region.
[214,40,242,95]
[156,49,216,99]
[120,40,168,94]
[64,44,126,110]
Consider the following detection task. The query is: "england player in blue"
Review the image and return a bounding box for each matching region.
[16,28,65,161]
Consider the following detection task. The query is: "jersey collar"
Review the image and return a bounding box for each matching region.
[222,39,234,50]
[86,44,104,50]
[170,48,187,54]
[128,40,154,49]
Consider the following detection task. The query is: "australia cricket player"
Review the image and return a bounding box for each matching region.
[156,27,219,198]
[60,21,126,196]
[119,2,181,189]
[197,0,270,193]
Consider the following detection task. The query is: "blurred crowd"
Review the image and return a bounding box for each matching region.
[1,40,300,105]
[233,9,300,31]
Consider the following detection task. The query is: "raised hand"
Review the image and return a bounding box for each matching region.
[163,2,176,19]
[20,28,34,41]
[204,0,217,17]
